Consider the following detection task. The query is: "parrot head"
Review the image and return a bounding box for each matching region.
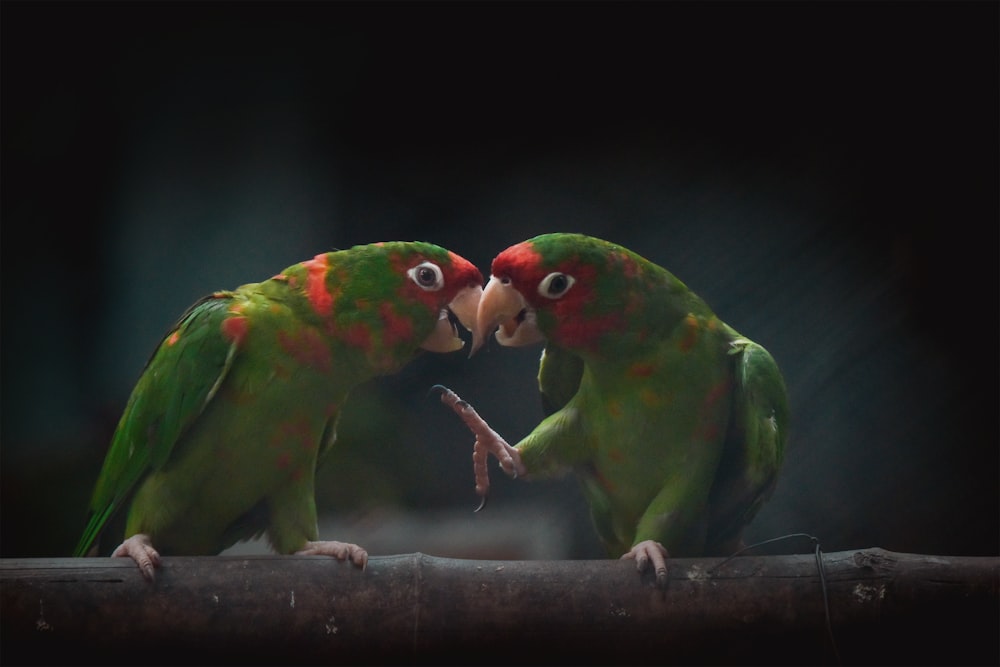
[380,241,484,354]
[309,241,483,359]
[471,233,676,355]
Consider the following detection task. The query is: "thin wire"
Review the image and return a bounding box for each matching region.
[708,532,842,664]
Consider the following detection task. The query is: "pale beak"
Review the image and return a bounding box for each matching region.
[449,283,481,332]
[420,284,482,353]
[470,276,545,355]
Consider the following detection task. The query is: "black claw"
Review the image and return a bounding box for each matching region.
[428,384,451,398]
[474,495,488,513]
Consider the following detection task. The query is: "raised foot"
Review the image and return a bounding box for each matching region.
[621,540,670,587]
[296,540,369,570]
[430,384,526,510]
[111,533,161,581]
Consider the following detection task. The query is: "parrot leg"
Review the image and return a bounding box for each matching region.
[430,385,526,510]
[111,533,161,581]
[621,540,670,587]
[295,540,369,571]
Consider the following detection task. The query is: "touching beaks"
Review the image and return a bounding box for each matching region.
[470,276,544,356]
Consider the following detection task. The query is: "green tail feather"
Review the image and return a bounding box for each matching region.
[73,505,117,557]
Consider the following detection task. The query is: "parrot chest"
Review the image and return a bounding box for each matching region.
[572,333,736,533]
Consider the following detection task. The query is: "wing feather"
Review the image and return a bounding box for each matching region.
[706,339,789,552]
[73,294,239,556]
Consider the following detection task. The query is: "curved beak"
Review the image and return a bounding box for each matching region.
[449,283,481,333]
[420,284,482,353]
[470,276,544,355]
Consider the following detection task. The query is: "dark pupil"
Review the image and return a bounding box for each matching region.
[418,267,436,285]
[550,274,567,294]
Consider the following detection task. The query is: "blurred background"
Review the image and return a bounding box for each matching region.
[2,2,996,561]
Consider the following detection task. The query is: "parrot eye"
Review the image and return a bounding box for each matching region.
[537,272,576,299]
[407,262,445,291]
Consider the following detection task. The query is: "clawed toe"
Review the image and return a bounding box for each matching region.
[296,540,369,570]
[112,533,161,581]
[621,540,670,587]
[435,384,526,510]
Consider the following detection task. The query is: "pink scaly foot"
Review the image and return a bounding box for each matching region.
[431,384,526,511]
[111,533,161,581]
[621,539,670,587]
[295,541,369,570]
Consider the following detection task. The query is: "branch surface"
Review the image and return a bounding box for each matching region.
[2,548,997,665]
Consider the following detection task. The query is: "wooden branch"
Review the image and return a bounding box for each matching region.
[2,548,997,665]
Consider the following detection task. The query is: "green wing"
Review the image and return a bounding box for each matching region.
[706,337,789,553]
[537,343,585,416]
[73,294,239,556]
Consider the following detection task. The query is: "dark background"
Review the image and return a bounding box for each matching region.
[2,1,997,561]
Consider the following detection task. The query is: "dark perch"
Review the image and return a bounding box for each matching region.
[2,549,997,665]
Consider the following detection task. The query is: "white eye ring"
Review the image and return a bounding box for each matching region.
[537,272,575,299]
[407,261,445,291]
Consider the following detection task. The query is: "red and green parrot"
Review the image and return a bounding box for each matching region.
[437,233,788,585]
[74,241,483,580]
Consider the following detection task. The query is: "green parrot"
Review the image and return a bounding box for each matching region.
[74,241,483,580]
[437,233,788,585]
